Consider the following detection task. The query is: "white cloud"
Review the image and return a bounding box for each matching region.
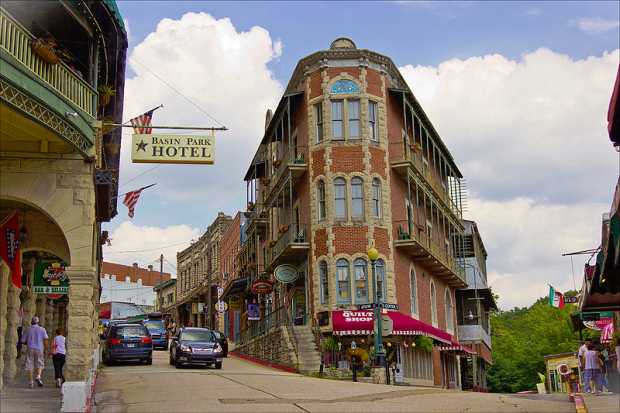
[119,12,283,207]
[123,18,131,43]
[572,17,620,34]
[103,221,201,276]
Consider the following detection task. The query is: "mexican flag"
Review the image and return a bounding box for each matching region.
[549,285,564,309]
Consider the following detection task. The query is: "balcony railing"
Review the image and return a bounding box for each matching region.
[263,147,308,203]
[0,8,97,118]
[266,223,309,269]
[457,324,491,349]
[394,219,466,286]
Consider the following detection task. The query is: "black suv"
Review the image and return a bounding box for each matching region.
[102,323,153,365]
[169,328,223,369]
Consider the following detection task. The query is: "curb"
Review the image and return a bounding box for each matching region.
[229,352,297,374]
[572,393,588,413]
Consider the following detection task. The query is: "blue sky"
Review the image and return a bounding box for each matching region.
[104,1,620,308]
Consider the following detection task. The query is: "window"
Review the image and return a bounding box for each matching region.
[369,101,378,141]
[319,261,329,304]
[376,259,386,301]
[372,178,381,218]
[331,100,344,140]
[318,180,326,221]
[354,258,368,303]
[348,100,360,138]
[351,177,364,219]
[410,268,418,315]
[334,178,347,219]
[315,103,323,142]
[430,281,437,326]
[445,288,454,332]
[336,259,351,303]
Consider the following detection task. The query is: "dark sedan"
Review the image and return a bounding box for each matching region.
[169,328,223,369]
[211,330,228,357]
[102,323,153,365]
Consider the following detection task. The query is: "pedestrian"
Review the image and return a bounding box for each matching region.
[21,316,49,388]
[50,328,66,388]
[581,342,603,394]
[578,339,591,390]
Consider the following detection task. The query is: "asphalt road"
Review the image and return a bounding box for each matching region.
[94,351,575,413]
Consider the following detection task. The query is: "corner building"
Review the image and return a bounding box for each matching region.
[239,38,471,387]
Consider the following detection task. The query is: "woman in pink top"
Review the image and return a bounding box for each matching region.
[51,328,66,388]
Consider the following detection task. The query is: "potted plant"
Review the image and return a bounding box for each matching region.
[294,153,305,164]
[247,201,255,211]
[98,85,116,107]
[31,38,59,65]
[412,142,422,153]
[279,224,289,234]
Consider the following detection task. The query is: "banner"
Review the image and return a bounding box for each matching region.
[548,285,564,309]
[0,212,21,288]
[247,303,260,321]
[132,133,214,164]
[33,261,69,294]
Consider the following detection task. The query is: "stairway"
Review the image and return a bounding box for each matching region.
[291,325,321,373]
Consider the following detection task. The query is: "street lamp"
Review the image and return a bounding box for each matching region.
[367,247,386,367]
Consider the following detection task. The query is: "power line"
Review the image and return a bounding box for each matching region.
[163,257,177,271]
[118,165,163,190]
[104,241,191,254]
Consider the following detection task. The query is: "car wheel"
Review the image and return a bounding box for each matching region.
[215,362,222,370]
[174,358,182,368]
[145,357,152,365]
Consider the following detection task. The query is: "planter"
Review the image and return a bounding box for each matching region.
[31,39,59,65]
[98,85,116,107]
[279,224,289,234]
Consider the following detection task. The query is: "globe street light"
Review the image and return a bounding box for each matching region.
[367,247,386,367]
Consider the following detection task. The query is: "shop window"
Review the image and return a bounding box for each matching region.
[336,259,351,304]
[354,258,368,304]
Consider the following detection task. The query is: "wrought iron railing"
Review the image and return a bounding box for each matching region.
[266,146,308,195]
[0,8,97,118]
[266,223,308,268]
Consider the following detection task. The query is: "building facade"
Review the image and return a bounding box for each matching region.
[0,1,127,410]
[455,220,496,391]
[233,38,473,386]
[154,279,177,315]
[100,262,171,307]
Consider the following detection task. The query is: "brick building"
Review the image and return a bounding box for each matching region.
[100,262,171,307]
[233,38,478,386]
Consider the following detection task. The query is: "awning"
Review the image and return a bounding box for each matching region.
[331,310,452,344]
[438,340,477,355]
[220,276,249,301]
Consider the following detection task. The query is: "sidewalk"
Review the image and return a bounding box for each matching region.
[582,393,620,413]
[0,359,61,413]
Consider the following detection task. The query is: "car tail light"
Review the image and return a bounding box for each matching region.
[141,336,152,344]
[108,338,121,345]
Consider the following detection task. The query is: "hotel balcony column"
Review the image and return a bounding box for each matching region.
[0,263,9,388]
[64,267,97,382]
[3,269,20,383]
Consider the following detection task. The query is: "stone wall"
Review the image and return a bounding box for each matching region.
[232,326,298,370]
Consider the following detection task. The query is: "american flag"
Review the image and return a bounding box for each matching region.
[130,109,155,134]
[122,184,155,218]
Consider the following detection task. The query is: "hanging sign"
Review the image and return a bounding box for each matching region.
[273,264,299,284]
[251,279,274,294]
[131,133,215,164]
[215,301,227,314]
[247,303,260,321]
[33,262,69,294]
[228,296,241,310]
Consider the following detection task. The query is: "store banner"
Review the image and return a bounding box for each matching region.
[33,261,69,294]
[247,303,260,321]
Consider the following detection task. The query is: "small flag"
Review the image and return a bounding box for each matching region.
[0,212,22,288]
[122,184,155,218]
[548,285,565,309]
[130,109,155,134]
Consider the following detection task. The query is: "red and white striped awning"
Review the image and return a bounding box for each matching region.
[438,342,477,355]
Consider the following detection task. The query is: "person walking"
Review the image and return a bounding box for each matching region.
[581,342,603,394]
[21,316,49,388]
[50,328,66,388]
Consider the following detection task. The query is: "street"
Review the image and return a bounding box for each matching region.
[94,351,574,413]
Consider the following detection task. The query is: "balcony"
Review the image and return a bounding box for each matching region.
[266,223,309,270]
[263,148,307,206]
[244,204,269,239]
[457,324,491,349]
[0,9,97,119]
[391,147,462,219]
[394,220,466,287]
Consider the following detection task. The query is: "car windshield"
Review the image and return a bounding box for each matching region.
[115,326,147,338]
[143,320,165,330]
[181,330,214,342]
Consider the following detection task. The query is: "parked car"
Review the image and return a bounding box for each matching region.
[169,327,223,369]
[102,323,153,365]
[142,318,168,349]
[211,330,228,357]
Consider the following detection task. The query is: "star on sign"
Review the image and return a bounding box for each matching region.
[136,140,148,152]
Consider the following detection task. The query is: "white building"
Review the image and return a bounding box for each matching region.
[100,275,156,307]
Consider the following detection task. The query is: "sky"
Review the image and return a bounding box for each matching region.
[102,1,620,310]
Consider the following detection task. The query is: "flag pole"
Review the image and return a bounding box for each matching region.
[122,105,164,125]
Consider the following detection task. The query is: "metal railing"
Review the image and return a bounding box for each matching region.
[266,223,308,268]
[265,146,308,195]
[0,8,97,118]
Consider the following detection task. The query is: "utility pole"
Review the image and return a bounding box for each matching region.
[160,254,164,284]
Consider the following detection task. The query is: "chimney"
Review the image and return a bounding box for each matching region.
[132,263,138,268]
[148,265,153,272]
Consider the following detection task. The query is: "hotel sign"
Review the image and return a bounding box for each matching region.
[131,133,214,164]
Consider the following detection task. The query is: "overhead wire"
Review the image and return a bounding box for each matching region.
[103,240,191,254]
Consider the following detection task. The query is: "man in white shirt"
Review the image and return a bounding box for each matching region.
[578,339,591,391]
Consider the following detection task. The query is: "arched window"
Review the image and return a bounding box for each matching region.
[318,180,326,221]
[354,258,368,303]
[319,261,329,304]
[376,259,386,301]
[334,178,347,219]
[336,259,351,303]
[351,177,364,219]
[445,288,454,332]
[430,281,437,326]
[410,268,418,316]
[372,178,381,218]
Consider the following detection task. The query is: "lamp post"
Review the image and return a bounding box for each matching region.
[367,247,386,367]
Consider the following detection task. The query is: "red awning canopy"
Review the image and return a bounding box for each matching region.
[331,310,452,344]
[438,340,477,355]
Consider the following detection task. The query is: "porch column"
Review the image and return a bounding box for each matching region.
[3,282,20,382]
[64,267,97,381]
[35,295,45,324]
[21,290,36,330]
[0,264,10,388]
[45,299,54,332]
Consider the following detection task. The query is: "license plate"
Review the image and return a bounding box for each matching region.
[126,343,136,348]
[195,348,211,353]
